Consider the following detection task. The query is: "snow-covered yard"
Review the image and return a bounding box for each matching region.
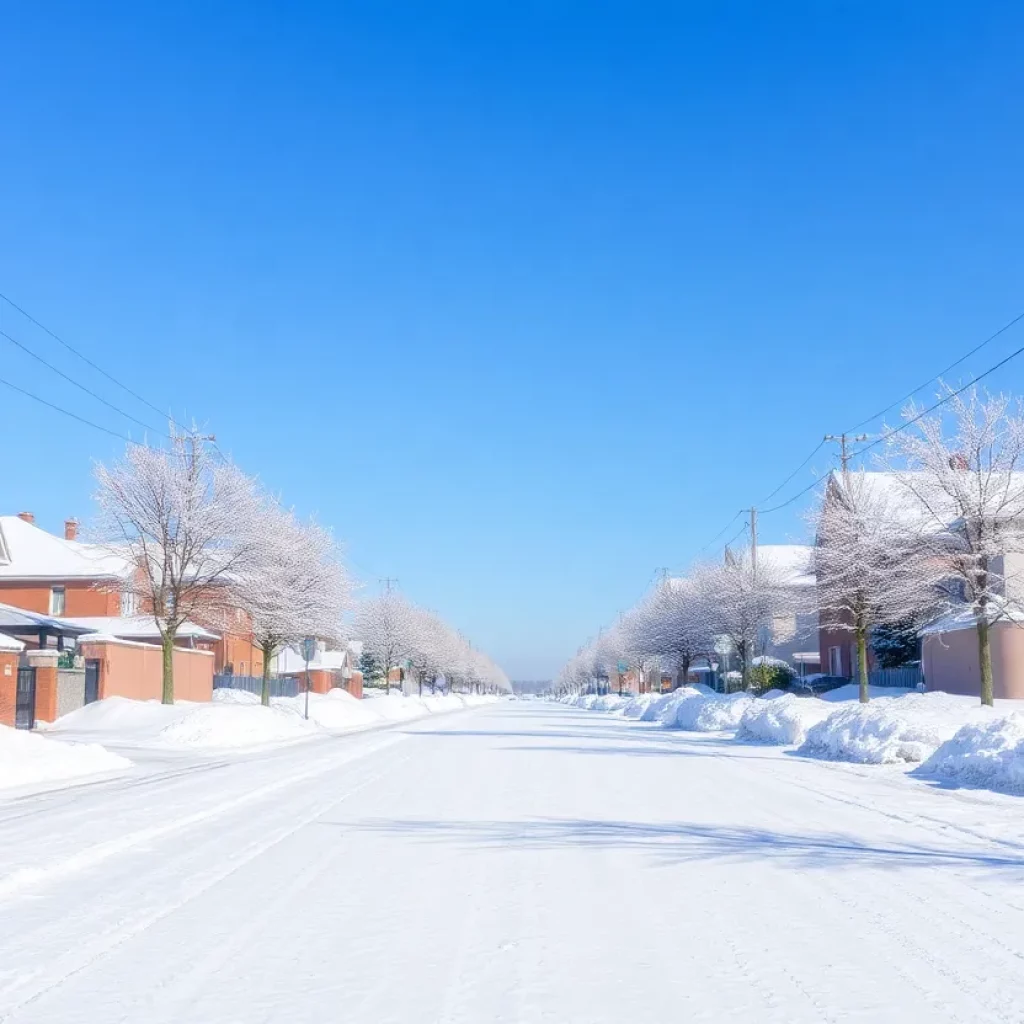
[564,685,1024,794]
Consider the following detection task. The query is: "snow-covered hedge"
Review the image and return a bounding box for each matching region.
[919,713,1024,792]
[798,693,986,765]
[737,693,834,746]
[0,724,131,791]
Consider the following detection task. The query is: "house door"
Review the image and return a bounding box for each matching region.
[828,646,843,677]
[84,659,100,705]
[15,666,36,730]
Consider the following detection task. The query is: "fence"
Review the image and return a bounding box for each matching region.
[213,674,301,698]
[869,665,922,689]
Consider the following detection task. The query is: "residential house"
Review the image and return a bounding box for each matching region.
[714,544,820,676]
[0,512,258,674]
[815,470,1024,699]
[274,640,364,697]
[0,513,130,617]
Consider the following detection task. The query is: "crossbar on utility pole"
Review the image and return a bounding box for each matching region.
[824,433,868,476]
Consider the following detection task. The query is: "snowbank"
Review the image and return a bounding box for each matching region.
[798,692,989,765]
[159,703,317,748]
[919,713,1024,792]
[649,688,703,726]
[0,724,131,791]
[737,694,834,746]
[616,694,661,719]
[591,694,629,712]
[48,689,497,752]
[671,691,758,732]
[49,696,186,735]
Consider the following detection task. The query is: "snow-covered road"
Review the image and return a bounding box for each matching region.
[3,701,1024,1022]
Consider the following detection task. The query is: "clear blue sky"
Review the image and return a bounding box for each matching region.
[2,2,1023,679]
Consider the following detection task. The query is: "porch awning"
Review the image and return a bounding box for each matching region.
[0,602,97,648]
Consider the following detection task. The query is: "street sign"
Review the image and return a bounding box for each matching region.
[302,637,317,663]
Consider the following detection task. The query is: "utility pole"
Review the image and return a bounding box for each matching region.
[824,433,868,476]
[749,507,758,571]
[379,577,399,593]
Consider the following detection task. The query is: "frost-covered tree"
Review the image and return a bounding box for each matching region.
[94,432,259,704]
[694,551,797,691]
[884,385,1024,706]
[233,498,349,705]
[354,589,418,694]
[813,471,934,703]
[359,650,384,687]
[406,607,446,694]
[641,577,715,689]
[871,620,920,669]
[618,605,664,694]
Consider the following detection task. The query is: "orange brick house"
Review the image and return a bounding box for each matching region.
[0,512,259,674]
[0,513,128,617]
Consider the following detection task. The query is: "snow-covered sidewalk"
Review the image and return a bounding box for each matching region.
[2,701,1024,1023]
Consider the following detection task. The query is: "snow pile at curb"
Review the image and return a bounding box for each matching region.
[0,724,131,790]
[798,693,987,764]
[591,694,629,712]
[672,692,758,732]
[158,703,317,748]
[650,688,704,726]
[617,694,661,719]
[918,713,1024,792]
[48,696,187,735]
[49,689,497,751]
[737,694,834,746]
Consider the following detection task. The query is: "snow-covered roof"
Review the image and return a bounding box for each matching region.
[0,633,24,651]
[825,470,1024,531]
[276,645,353,675]
[60,616,221,643]
[737,545,815,587]
[918,599,1024,636]
[0,516,130,581]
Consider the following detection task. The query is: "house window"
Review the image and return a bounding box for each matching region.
[828,646,843,677]
[49,586,66,616]
[120,588,140,616]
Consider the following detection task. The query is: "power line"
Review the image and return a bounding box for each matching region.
[0,373,138,444]
[697,509,744,554]
[721,521,748,552]
[845,308,1024,434]
[0,327,166,437]
[758,439,826,504]
[0,290,179,429]
[852,338,1024,457]
[759,313,1024,513]
[758,475,824,515]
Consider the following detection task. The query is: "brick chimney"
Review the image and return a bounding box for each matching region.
[17,512,34,524]
[64,518,79,541]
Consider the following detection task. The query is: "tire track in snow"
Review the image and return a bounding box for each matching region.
[0,734,405,903]
[0,752,412,1021]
